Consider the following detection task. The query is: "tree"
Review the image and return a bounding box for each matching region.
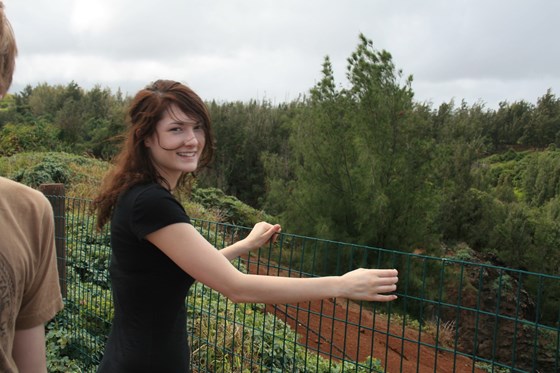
[521,90,560,147]
[81,85,128,158]
[490,100,532,149]
[431,101,491,244]
[522,149,560,206]
[201,99,292,208]
[0,93,18,127]
[272,34,438,252]
[0,120,60,156]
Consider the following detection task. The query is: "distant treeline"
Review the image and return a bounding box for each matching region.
[1,35,559,280]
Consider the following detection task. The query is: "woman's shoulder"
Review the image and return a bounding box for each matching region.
[136,182,167,192]
[125,182,171,199]
[122,182,183,211]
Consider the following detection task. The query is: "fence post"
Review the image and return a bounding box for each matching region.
[39,183,67,298]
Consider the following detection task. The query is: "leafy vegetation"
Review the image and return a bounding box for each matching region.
[190,187,277,228]
[2,53,560,279]
[188,271,385,373]
[0,152,108,197]
[1,33,559,370]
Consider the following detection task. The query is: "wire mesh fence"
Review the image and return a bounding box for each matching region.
[44,192,560,373]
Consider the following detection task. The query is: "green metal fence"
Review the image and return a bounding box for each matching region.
[45,193,560,373]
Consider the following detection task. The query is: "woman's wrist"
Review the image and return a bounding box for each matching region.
[330,276,344,298]
[220,239,251,260]
[235,238,252,253]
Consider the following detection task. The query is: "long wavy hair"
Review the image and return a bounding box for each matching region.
[93,80,215,229]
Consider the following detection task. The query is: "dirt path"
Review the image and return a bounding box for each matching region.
[245,257,485,373]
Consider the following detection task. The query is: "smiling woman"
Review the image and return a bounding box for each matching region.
[144,104,207,187]
[91,79,398,373]
[151,109,205,151]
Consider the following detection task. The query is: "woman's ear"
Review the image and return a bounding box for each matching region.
[137,129,152,148]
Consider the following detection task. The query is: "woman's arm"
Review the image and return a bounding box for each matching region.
[219,222,281,261]
[146,223,398,304]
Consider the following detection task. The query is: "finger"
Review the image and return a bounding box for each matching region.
[266,224,281,239]
[374,269,399,278]
[374,277,399,286]
[371,294,398,302]
[271,225,281,242]
[374,284,398,294]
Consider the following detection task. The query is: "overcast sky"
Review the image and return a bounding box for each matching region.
[5,0,559,110]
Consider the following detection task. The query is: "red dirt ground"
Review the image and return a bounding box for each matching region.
[245,257,485,373]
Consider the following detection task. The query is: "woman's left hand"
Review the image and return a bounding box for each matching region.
[243,222,282,251]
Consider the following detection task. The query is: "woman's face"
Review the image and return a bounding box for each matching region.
[144,104,206,188]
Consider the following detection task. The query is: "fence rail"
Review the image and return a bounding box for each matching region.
[43,189,560,373]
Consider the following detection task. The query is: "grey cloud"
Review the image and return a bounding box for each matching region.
[5,0,560,109]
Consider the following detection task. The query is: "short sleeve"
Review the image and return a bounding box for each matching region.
[130,185,191,240]
[16,194,64,329]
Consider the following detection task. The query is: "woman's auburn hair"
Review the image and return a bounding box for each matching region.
[93,80,215,229]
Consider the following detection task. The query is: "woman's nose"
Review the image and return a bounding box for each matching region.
[183,130,197,145]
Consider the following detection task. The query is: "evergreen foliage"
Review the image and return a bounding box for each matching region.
[0,34,558,279]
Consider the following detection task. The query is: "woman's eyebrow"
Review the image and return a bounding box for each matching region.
[165,119,200,126]
[166,120,185,126]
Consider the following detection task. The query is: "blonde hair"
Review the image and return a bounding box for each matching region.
[0,1,17,96]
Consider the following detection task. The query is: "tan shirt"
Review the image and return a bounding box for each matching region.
[0,177,64,372]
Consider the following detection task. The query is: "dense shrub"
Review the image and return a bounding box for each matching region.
[0,121,60,156]
[191,187,276,228]
[11,157,71,187]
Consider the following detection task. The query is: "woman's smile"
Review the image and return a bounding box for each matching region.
[144,104,206,187]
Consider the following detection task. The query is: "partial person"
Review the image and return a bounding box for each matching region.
[0,2,64,372]
[93,79,399,373]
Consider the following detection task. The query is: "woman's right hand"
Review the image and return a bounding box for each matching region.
[242,222,281,252]
[340,268,398,302]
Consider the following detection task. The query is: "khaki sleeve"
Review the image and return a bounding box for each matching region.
[16,195,64,330]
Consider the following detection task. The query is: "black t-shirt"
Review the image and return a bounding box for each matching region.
[98,183,195,373]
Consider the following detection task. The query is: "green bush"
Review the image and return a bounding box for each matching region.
[0,121,60,156]
[191,187,276,228]
[46,321,84,373]
[11,156,71,187]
